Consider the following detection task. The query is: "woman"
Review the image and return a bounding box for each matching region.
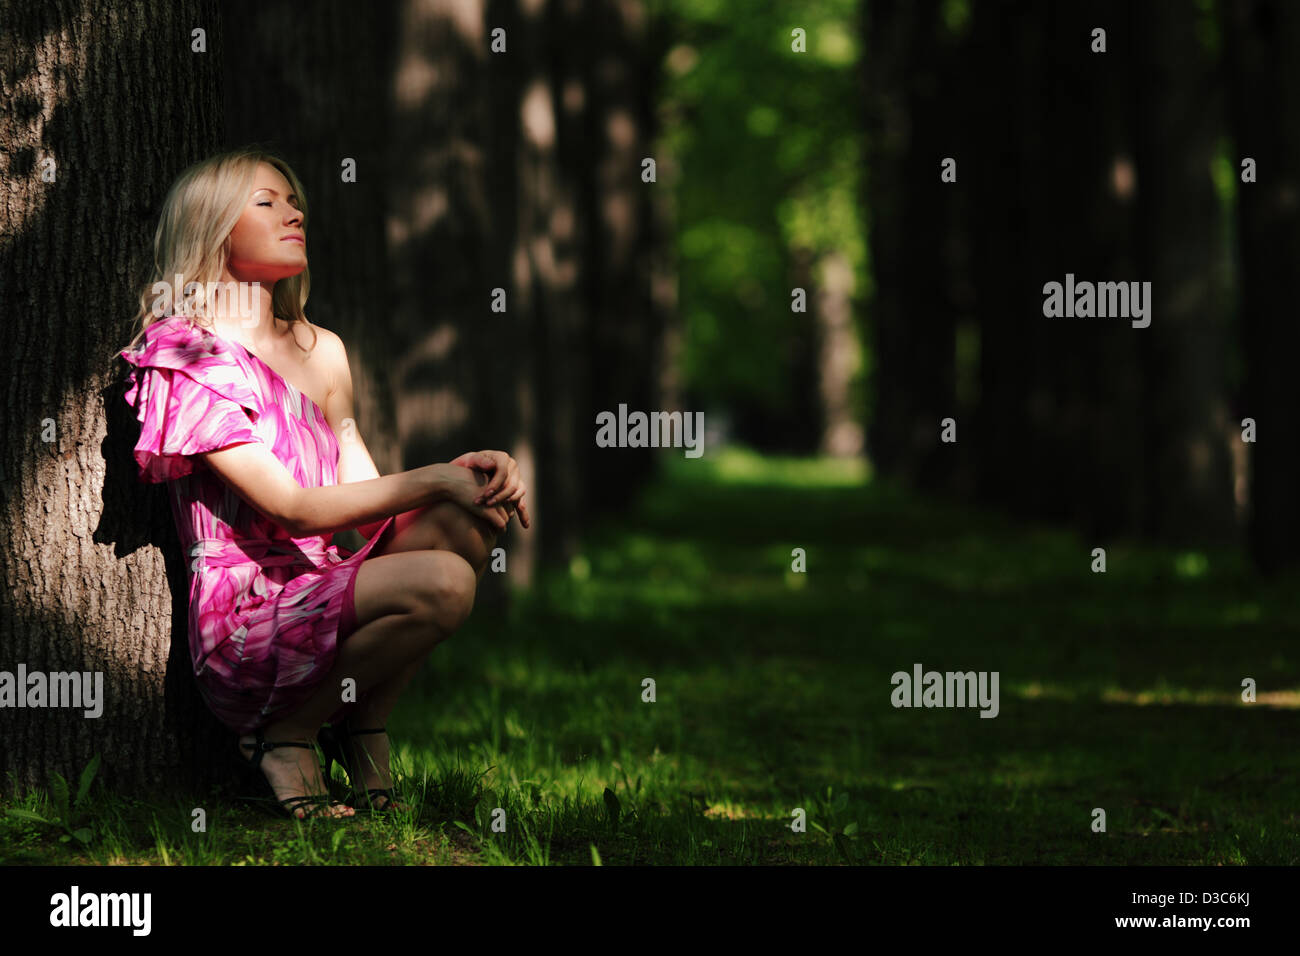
[119,146,530,819]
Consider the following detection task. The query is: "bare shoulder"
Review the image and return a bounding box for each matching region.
[303,321,348,395]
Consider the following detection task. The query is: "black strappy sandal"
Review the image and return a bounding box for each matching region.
[239,728,352,819]
[318,722,405,813]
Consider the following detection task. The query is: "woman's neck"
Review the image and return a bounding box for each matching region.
[210,278,281,348]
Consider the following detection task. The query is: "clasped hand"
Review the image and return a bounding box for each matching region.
[449,450,531,529]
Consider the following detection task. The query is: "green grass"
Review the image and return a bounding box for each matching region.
[4,444,1299,864]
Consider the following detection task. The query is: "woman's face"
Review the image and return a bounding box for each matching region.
[224,162,307,284]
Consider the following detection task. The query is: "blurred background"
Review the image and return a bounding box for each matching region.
[206,0,1300,580]
[2,0,1299,863]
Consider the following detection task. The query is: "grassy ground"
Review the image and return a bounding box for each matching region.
[4,446,1299,864]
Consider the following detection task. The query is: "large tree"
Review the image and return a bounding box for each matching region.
[0,0,228,798]
[1,0,668,800]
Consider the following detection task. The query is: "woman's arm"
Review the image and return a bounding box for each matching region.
[199,441,456,538]
[200,328,510,539]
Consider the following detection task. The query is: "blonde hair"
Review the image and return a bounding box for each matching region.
[121,145,314,354]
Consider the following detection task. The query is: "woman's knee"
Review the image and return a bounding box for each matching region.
[377,495,494,566]
[351,550,477,640]
[415,550,478,637]
[426,499,498,574]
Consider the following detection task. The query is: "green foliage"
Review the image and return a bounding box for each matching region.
[657,0,867,429]
[808,785,858,863]
[5,753,101,846]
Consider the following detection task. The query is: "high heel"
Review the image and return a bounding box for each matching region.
[239,728,351,819]
[318,722,405,813]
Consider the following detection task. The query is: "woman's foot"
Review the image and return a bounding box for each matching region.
[238,732,355,819]
[339,724,409,812]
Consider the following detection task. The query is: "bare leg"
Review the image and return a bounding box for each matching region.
[380,497,504,577]
[310,498,504,803]
[240,550,475,818]
[238,487,502,817]
[334,656,422,800]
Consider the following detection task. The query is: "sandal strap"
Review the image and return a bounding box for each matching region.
[279,794,336,808]
[241,729,316,768]
[326,725,396,801]
[244,739,314,752]
[278,794,346,817]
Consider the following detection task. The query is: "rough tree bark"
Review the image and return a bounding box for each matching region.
[0,0,227,799]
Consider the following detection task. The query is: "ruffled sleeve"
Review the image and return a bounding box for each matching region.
[119,315,264,483]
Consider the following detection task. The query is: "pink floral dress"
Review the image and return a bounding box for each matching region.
[120,314,395,734]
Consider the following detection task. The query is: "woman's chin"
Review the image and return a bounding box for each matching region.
[272,257,307,278]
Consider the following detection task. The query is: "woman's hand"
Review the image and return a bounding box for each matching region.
[450,450,531,529]
[429,463,513,532]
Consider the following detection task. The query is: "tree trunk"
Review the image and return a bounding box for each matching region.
[964,0,1147,538]
[1043,0,1144,540]
[1223,0,1300,575]
[965,0,1043,519]
[863,0,959,494]
[814,248,863,457]
[572,0,668,518]
[0,0,228,799]
[1132,0,1235,546]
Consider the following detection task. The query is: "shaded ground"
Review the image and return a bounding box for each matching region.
[4,447,1298,864]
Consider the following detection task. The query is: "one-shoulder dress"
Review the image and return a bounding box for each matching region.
[120,313,396,734]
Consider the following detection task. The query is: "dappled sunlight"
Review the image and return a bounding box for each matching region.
[664,444,869,486]
[998,681,1300,710]
[1100,687,1300,709]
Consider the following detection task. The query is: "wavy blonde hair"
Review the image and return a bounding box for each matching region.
[121,145,314,354]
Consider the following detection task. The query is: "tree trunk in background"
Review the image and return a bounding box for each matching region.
[1041,0,1145,540]
[554,0,667,529]
[487,0,667,570]
[964,0,1147,539]
[813,248,863,457]
[221,0,402,555]
[511,0,587,570]
[382,0,526,592]
[0,0,227,799]
[1223,0,1300,575]
[965,0,1044,519]
[863,0,959,495]
[785,247,828,454]
[1132,0,1235,546]
[226,0,665,586]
